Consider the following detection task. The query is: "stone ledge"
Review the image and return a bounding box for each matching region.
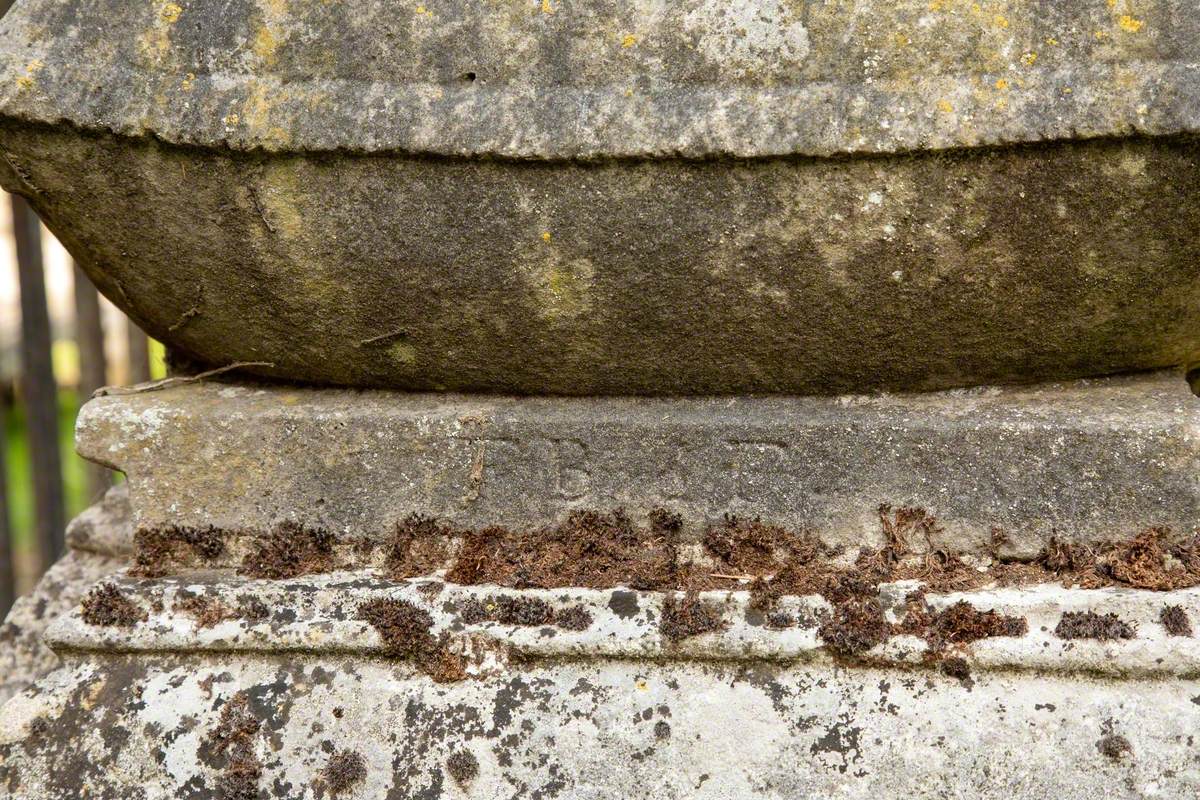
[76,372,1199,556]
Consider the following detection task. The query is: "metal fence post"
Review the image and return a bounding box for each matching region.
[13,193,65,570]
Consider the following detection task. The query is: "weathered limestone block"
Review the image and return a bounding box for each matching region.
[0,0,1197,393]
[76,371,1199,556]
[0,486,131,706]
[1,571,1199,798]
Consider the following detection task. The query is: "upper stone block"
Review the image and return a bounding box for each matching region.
[0,0,1197,393]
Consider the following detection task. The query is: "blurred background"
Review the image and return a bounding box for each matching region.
[1,193,166,616]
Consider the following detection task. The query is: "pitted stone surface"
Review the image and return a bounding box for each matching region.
[1,0,1199,393]
[0,648,1196,798]
[76,372,1199,554]
[1,126,1197,395]
[0,0,1197,158]
[0,486,132,705]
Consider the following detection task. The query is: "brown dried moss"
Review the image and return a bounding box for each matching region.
[80,583,146,627]
[1055,611,1137,641]
[818,598,890,656]
[203,693,263,800]
[356,598,466,682]
[131,523,226,577]
[240,521,336,579]
[1160,604,1193,637]
[322,749,367,795]
[458,595,592,630]
[178,594,229,628]
[446,750,478,786]
[660,591,726,642]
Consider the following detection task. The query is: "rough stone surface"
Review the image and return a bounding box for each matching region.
[77,372,1199,555]
[1,124,1197,395]
[1,575,1198,799]
[0,0,1198,394]
[0,0,1197,158]
[0,486,131,706]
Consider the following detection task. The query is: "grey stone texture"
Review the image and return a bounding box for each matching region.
[0,486,131,706]
[1,570,1198,799]
[77,371,1198,556]
[0,0,1197,394]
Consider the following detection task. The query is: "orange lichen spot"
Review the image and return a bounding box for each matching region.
[1117,15,1144,32]
[541,231,552,242]
[995,78,1010,90]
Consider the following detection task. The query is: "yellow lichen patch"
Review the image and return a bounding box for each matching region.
[253,25,278,62]
[936,99,954,113]
[540,0,554,13]
[389,341,418,368]
[992,14,1008,27]
[14,76,33,91]
[1020,51,1037,66]
[160,2,182,22]
[181,72,195,91]
[541,231,552,242]
[1117,14,1144,32]
[621,33,637,48]
[415,4,433,14]
[994,77,1009,90]
[1045,36,1058,45]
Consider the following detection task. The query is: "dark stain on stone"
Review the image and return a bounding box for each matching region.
[1098,734,1133,761]
[608,590,639,618]
[809,714,863,774]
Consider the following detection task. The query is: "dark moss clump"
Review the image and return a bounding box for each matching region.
[357,598,466,683]
[939,656,972,686]
[1097,734,1133,761]
[385,514,456,578]
[702,514,823,574]
[459,595,555,626]
[445,750,478,786]
[240,521,336,579]
[80,583,146,627]
[457,595,593,630]
[202,693,262,800]
[323,749,367,795]
[177,594,229,628]
[236,596,270,622]
[1160,605,1193,637]
[660,592,726,642]
[131,523,226,577]
[1055,611,1136,641]
[445,508,681,591]
[905,600,1028,649]
[818,598,890,656]
[555,605,594,631]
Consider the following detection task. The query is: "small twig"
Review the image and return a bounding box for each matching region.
[709,573,757,581]
[248,185,275,233]
[358,328,408,346]
[167,305,201,332]
[93,361,275,397]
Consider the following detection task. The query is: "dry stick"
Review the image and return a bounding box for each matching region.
[0,387,14,616]
[93,362,276,398]
[13,194,65,567]
[73,263,111,501]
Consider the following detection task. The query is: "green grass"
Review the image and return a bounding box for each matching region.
[4,338,165,557]
[3,388,92,553]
